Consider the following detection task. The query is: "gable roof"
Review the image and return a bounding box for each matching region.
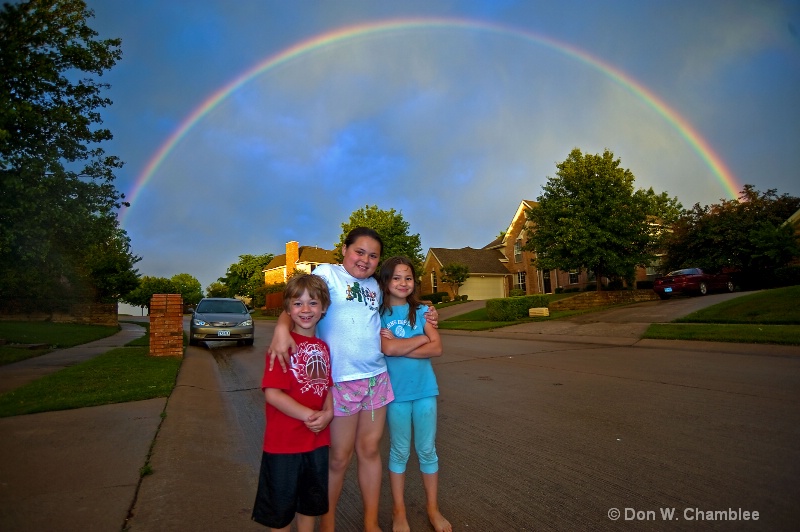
[264,246,336,271]
[428,247,510,275]
[498,199,538,247]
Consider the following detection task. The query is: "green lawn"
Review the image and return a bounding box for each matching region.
[439,286,800,345]
[0,322,119,366]
[0,320,182,417]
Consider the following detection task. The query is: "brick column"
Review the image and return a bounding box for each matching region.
[149,294,184,357]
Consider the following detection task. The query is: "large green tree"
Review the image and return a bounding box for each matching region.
[0,0,137,303]
[661,185,800,287]
[218,253,273,301]
[170,273,203,306]
[120,276,176,313]
[337,205,424,275]
[524,148,681,289]
[440,262,470,297]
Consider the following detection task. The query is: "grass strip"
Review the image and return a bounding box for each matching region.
[643,323,800,345]
[0,322,120,366]
[0,347,181,417]
[675,285,800,324]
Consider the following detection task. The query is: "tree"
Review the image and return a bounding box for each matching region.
[337,205,424,275]
[661,185,800,288]
[218,253,273,301]
[170,273,203,306]
[440,263,470,297]
[205,281,228,298]
[120,276,176,313]
[524,148,679,290]
[0,0,137,303]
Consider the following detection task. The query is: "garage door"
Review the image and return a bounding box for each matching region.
[461,276,505,300]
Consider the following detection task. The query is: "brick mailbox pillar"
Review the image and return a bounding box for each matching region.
[149,293,184,357]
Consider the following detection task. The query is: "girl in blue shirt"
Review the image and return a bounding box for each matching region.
[379,256,451,532]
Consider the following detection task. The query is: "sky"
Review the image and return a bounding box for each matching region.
[84,0,800,294]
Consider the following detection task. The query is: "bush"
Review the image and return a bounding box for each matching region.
[774,265,800,287]
[486,295,550,321]
[509,289,525,297]
[607,279,624,291]
[555,287,564,294]
[421,292,449,304]
[564,287,580,293]
[584,283,597,291]
[460,295,468,301]
[442,295,451,303]
[636,281,654,290]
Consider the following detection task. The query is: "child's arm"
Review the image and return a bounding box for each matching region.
[381,321,442,359]
[404,321,442,359]
[264,387,315,422]
[267,311,297,372]
[381,327,430,356]
[305,392,333,433]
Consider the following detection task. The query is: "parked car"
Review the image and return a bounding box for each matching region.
[653,268,735,300]
[189,297,254,346]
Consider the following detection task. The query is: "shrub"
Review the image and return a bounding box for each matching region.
[421,292,450,304]
[607,279,624,291]
[486,295,550,321]
[773,265,800,287]
[584,283,597,291]
[460,295,468,301]
[636,281,654,290]
[555,287,564,294]
[509,289,525,297]
[442,295,451,303]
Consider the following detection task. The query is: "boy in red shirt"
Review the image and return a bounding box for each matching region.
[252,274,333,531]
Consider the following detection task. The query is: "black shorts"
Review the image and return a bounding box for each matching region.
[251,446,329,528]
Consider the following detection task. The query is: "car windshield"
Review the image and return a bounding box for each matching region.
[197,301,247,314]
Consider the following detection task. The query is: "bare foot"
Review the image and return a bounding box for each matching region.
[392,509,411,532]
[428,509,452,532]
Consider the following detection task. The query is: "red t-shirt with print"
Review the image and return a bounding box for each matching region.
[261,331,332,453]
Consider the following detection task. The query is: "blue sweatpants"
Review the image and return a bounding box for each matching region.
[386,396,439,475]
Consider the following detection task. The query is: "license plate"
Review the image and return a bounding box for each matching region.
[664,287,672,293]
[217,330,231,337]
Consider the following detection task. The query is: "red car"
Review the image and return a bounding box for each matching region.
[653,268,735,300]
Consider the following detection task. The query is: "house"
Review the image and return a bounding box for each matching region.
[419,199,594,300]
[263,241,336,285]
[420,246,510,300]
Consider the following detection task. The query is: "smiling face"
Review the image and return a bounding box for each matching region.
[288,288,324,336]
[386,263,415,306]
[341,236,381,279]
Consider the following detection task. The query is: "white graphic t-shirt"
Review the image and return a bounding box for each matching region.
[314,264,385,383]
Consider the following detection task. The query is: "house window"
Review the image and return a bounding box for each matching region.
[569,270,579,284]
[514,240,522,263]
[431,271,438,292]
[516,271,527,292]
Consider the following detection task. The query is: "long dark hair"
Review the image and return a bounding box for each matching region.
[378,256,422,328]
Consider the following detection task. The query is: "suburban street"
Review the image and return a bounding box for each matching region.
[167,297,800,531]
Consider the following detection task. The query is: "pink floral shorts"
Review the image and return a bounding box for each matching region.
[332,372,394,417]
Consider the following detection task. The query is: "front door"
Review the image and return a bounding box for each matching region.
[543,270,551,293]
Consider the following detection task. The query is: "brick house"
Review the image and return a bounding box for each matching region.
[419,200,594,300]
[263,241,336,285]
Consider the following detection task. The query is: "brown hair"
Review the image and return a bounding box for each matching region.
[378,256,422,328]
[283,274,331,316]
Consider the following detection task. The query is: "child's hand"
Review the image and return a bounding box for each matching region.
[305,409,333,433]
[424,304,439,328]
[380,327,396,340]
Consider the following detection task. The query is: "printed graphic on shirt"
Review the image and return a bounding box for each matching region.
[290,342,330,396]
[345,280,378,310]
[383,318,417,338]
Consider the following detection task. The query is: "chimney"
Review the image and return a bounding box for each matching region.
[286,241,299,280]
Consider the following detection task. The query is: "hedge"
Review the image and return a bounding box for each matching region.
[486,295,550,321]
[420,292,449,304]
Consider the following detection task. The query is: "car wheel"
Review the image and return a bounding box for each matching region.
[726,281,734,292]
[698,282,708,295]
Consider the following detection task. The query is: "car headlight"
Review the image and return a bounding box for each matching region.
[193,319,207,326]
[239,319,253,327]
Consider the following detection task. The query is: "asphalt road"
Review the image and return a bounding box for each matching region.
[192,296,800,531]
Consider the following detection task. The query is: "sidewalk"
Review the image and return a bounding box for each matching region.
[0,322,166,532]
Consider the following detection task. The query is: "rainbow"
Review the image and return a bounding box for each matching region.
[121,18,741,223]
